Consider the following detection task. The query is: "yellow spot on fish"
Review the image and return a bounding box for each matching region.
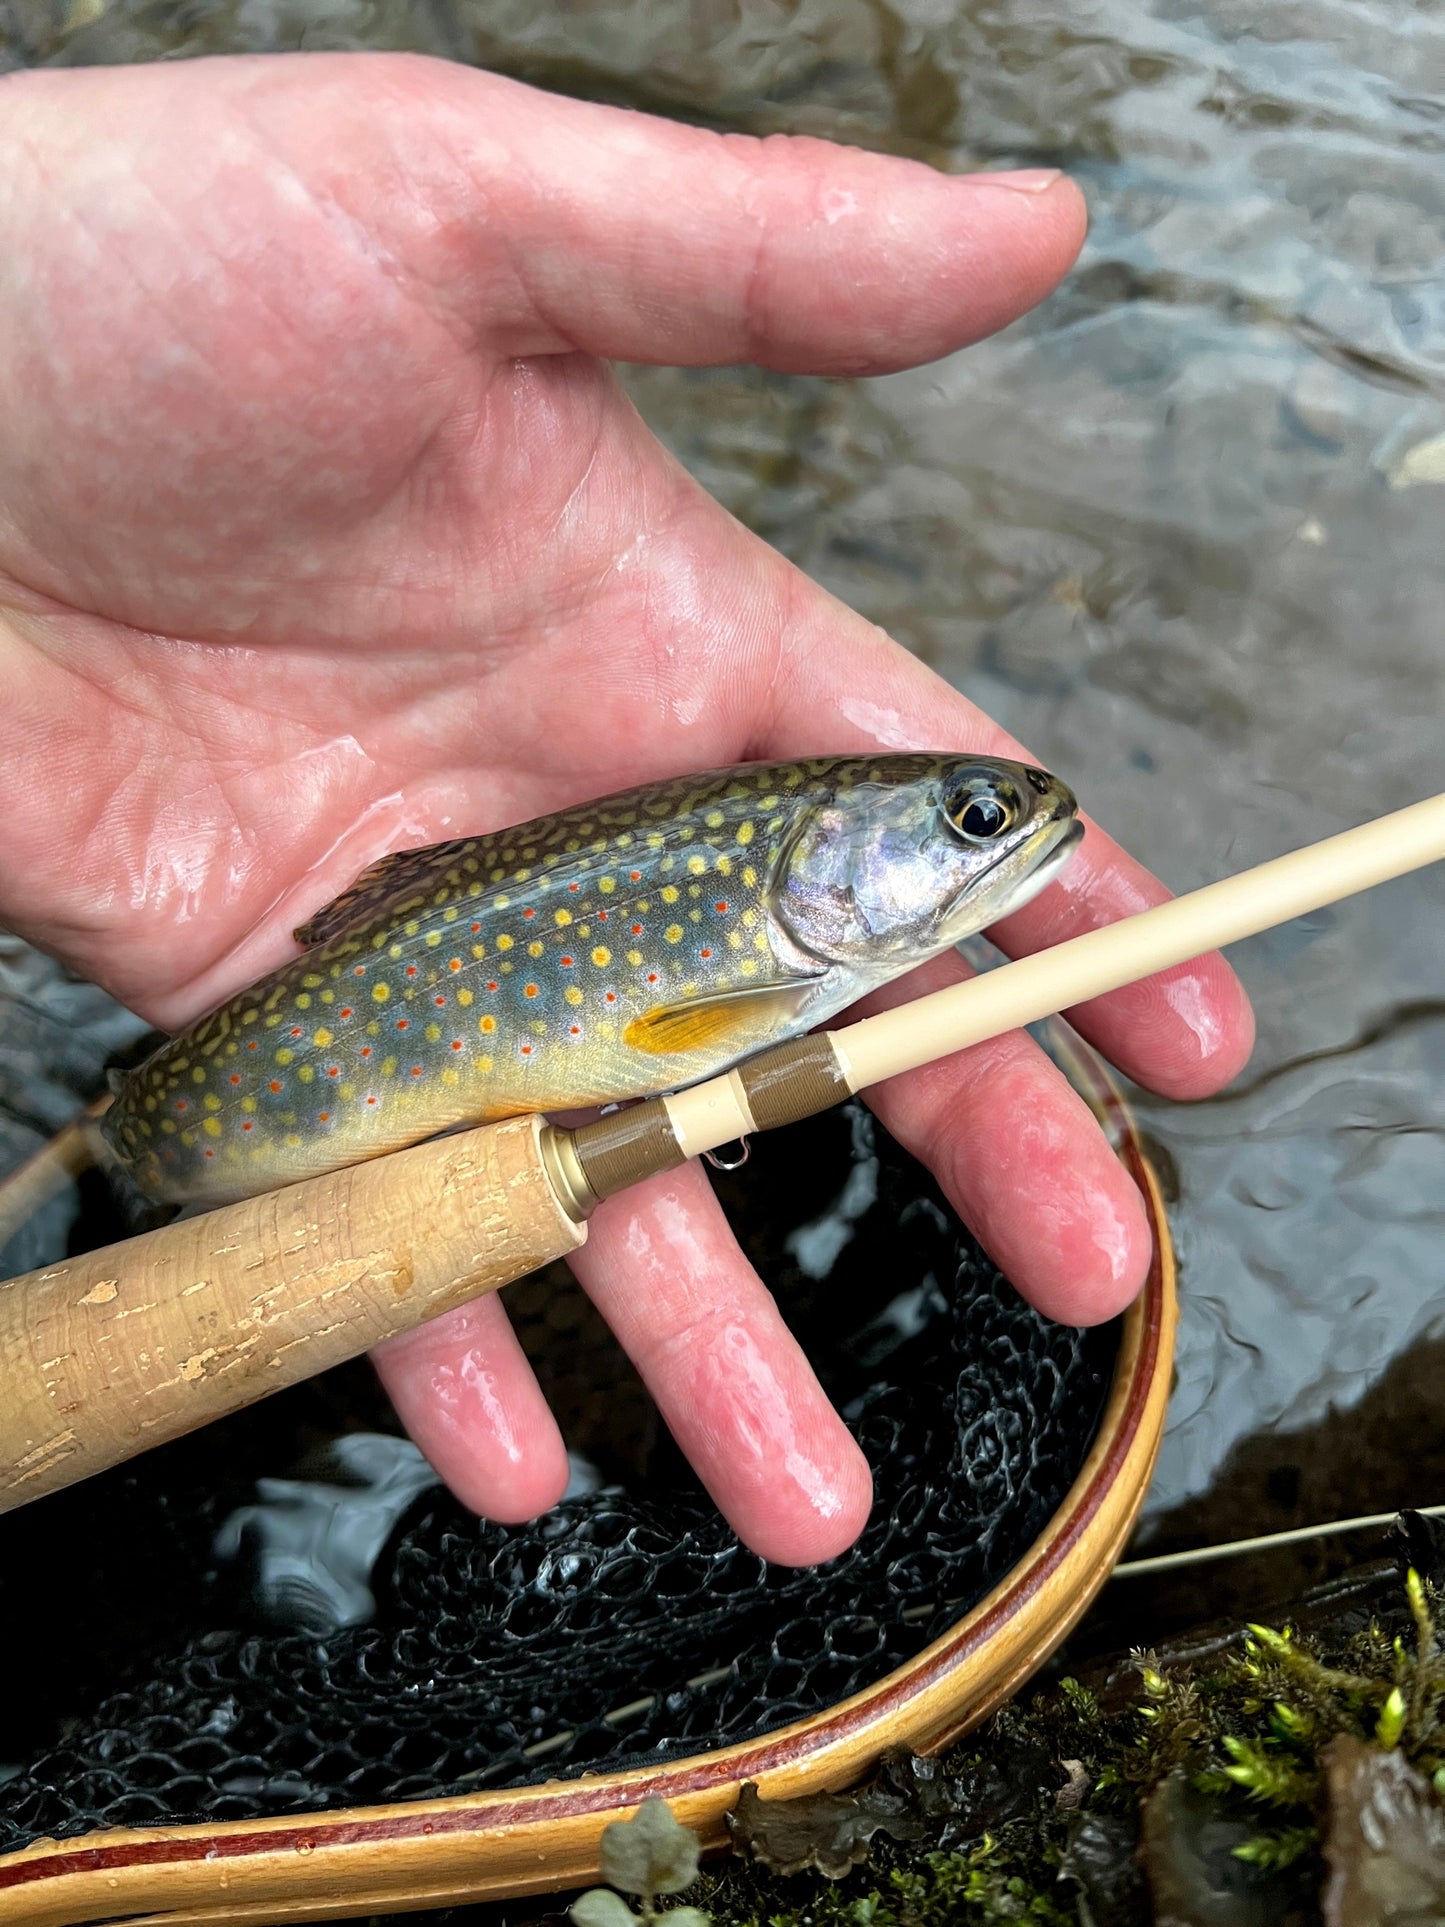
[313,1028,334,1048]
[687,856,706,875]
[705,810,725,828]
[627,949,643,967]
[426,932,442,948]
[405,921,420,938]
[160,1119,176,1135]
[275,1049,294,1067]
[665,925,683,944]
[457,988,473,1007]
[203,1094,221,1112]
[497,934,513,952]
[592,947,611,967]
[241,1097,257,1113]
[531,1020,547,1036]
[442,1067,459,1087]
[740,959,758,976]
[555,909,572,927]
[661,886,679,905]
[471,944,487,960]
[717,855,733,876]
[480,1015,497,1034]
[728,931,744,950]
[755,931,770,951]
[425,1024,441,1043]
[528,941,544,959]
[339,1083,355,1101]
[478,1055,493,1074]
[191,1067,206,1084]
[381,1057,398,1076]
[373,982,390,1002]
[599,876,615,894]
[203,1117,222,1138]
[298,1065,315,1083]
[286,1132,302,1149]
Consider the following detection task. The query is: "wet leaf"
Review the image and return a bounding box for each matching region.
[882,1738,1050,1847]
[1055,1759,1090,1810]
[1139,1770,1310,1927]
[600,1798,701,1898]
[1058,1810,1145,1927]
[726,1779,922,1880]
[660,1910,710,1927]
[1322,1735,1445,1927]
[571,1890,637,1927]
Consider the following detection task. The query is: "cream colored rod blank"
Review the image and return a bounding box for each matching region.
[658,792,1445,1164]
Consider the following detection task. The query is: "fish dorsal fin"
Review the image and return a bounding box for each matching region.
[293,847,442,948]
[622,979,821,1058]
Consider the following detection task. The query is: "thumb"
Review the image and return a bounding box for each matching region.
[422,64,1088,372]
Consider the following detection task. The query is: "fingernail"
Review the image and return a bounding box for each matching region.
[970,168,1062,193]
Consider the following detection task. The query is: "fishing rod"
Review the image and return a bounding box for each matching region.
[2,791,1443,1514]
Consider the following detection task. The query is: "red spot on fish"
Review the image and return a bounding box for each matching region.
[700,949,712,959]
[451,1039,463,1051]
[434,995,446,1006]
[367,1095,377,1105]
[354,965,366,976]
[570,1025,580,1035]
[360,1047,372,1058]
[176,1100,187,1111]
[523,908,535,919]
[715,901,729,914]
[340,1007,353,1019]
[230,1074,242,1085]
[405,964,417,978]
[205,1148,214,1158]
[396,1019,409,1031]
[328,1066,340,1077]
[242,1121,253,1132]
[290,1026,303,1038]
[632,924,643,935]
[598,910,608,921]
[471,922,482,934]
[561,956,574,967]
[648,973,658,984]
[319,1112,330,1123]
[411,1066,423,1076]
[520,1044,533,1055]
[525,984,539,998]
[630,871,642,882]
[448,959,462,972]
[247,1040,259,1051]
[487,981,499,992]
[269,1081,282,1093]
[605,992,616,1003]
[568,882,580,892]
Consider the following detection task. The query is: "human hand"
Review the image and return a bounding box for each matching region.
[0,53,1252,1563]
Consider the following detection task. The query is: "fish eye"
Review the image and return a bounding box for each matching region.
[946,777,1019,842]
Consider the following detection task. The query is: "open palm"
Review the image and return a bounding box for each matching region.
[0,52,1252,1562]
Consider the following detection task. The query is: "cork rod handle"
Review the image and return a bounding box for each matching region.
[0,1112,585,1514]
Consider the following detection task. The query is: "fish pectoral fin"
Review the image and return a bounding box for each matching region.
[292,847,437,947]
[622,981,820,1057]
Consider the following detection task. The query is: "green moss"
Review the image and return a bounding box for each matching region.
[690,1566,1445,1927]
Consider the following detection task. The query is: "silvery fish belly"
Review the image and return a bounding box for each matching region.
[104,754,1081,1205]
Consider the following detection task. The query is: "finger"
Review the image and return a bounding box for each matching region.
[746,555,1256,1099]
[566,1161,873,1566]
[370,1291,571,1523]
[844,952,1153,1326]
[366,61,1086,371]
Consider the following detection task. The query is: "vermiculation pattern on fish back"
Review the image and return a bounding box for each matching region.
[105,759,909,1203]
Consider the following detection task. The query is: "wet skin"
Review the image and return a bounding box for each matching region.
[0,53,1253,1564]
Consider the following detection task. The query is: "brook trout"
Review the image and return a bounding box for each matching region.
[104,754,1081,1206]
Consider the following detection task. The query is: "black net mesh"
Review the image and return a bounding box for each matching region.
[0,1102,1117,1853]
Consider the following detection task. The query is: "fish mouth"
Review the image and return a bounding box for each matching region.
[985,815,1085,921]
